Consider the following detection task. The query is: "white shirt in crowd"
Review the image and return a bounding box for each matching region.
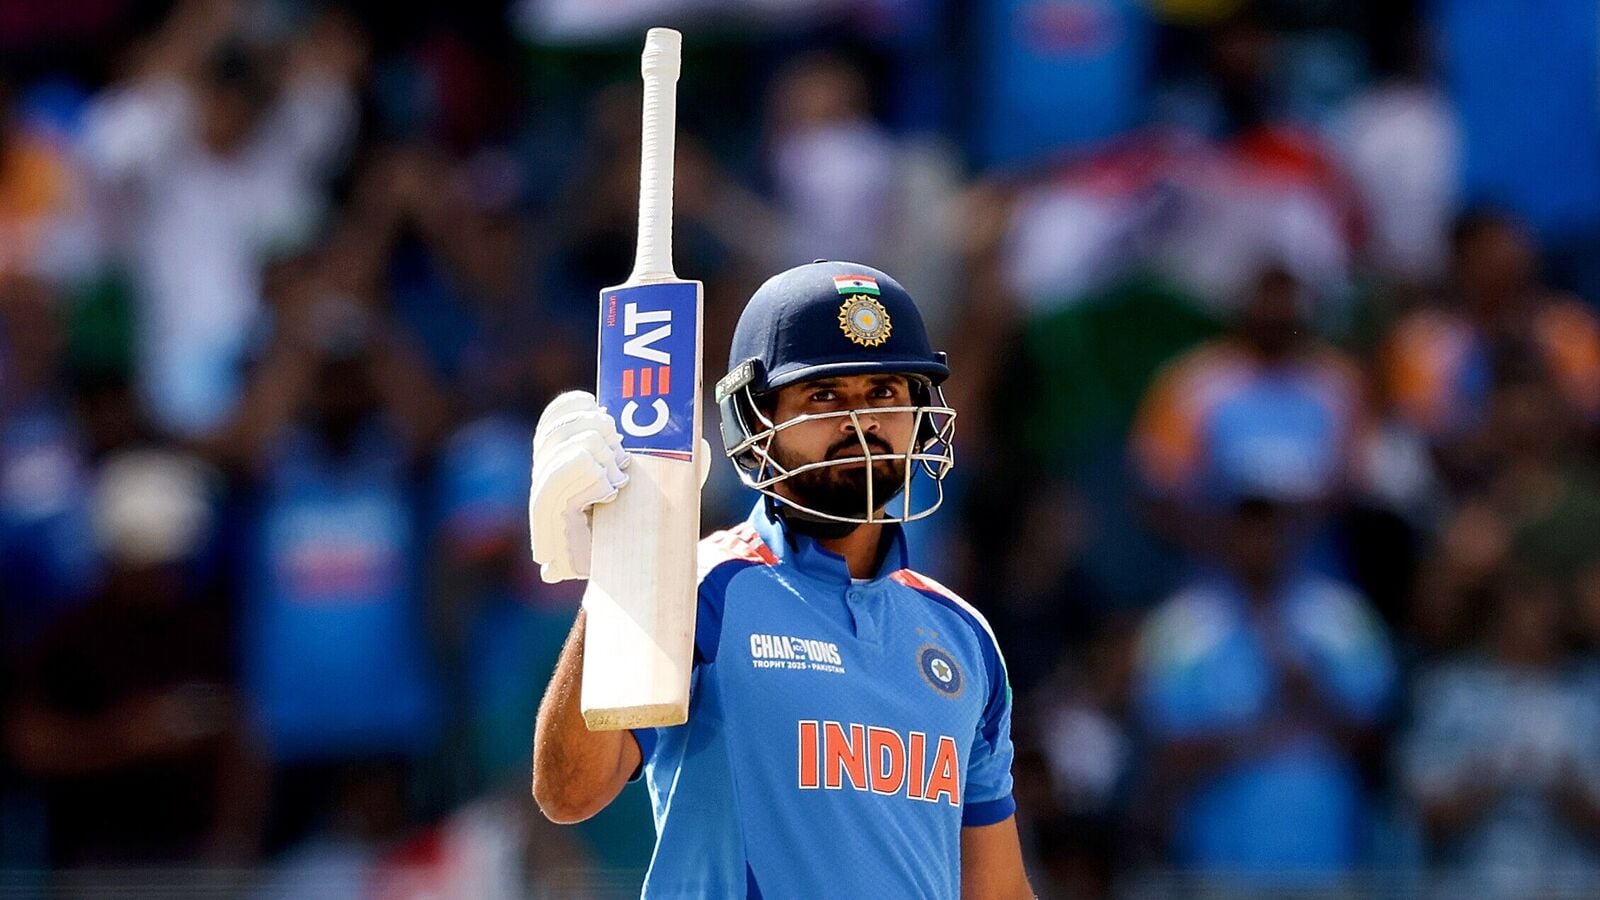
[80,75,356,436]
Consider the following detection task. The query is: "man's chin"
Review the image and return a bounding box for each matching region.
[782,471,907,520]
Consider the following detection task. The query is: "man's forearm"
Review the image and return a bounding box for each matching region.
[532,609,636,823]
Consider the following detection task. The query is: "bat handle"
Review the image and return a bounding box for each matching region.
[633,27,682,282]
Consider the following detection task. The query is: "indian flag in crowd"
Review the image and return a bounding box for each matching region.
[833,274,880,295]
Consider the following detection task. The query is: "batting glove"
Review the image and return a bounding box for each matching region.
[529,391,631,583]
[528,391,715,584]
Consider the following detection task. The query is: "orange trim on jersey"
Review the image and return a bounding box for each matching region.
[700,523,780,573]
[890,569,957,601]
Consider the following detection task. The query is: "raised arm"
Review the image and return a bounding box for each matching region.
[256,11,364,178]
[532,609,642,823]
[525,391,637,822]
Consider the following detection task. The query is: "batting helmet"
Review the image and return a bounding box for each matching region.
[714,261,956,524]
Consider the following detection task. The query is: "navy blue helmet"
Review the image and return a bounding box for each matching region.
[715,261,956,524]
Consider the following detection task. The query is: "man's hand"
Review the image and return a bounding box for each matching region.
[529,390,712,582]
[529,391,631,583]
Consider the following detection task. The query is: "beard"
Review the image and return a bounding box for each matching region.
[769,437,909,520]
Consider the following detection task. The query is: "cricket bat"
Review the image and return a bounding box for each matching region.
[581,27,703,731]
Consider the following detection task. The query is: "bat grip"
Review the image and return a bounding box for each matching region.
[633,28,681,282]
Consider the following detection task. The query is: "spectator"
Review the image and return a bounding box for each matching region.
[1132,494,1395,887]
[80,2,363,436]
[0,79,92,282]
[215,245,448,846]
[332,144,541,401]
[1025,626,1137,898]
[1382,210,1600,456]
[1412,374,1600,654]
[1328,20,1459,285]
[1484,377,1600,587]
[5,448,265,866]
[1400,571,1600,897]
[766,54,899,266]
[433,415,579,793]
[972,0,1151,168]
[1431,0,1600,295]
[1152,6,1279,138]
[0,277,100,647]
[1130,267,1369,549]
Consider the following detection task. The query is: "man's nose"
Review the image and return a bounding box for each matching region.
[841,411,881,434]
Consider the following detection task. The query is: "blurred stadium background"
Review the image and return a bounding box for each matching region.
[1,0,1599,896]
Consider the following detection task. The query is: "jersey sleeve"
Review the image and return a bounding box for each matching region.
[962,646,1017,827]
[890,570,1019,826]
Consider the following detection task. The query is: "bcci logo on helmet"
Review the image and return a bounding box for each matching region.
[838,295,892,347]
[918,645,963,698]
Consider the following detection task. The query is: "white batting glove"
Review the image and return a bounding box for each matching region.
[528,391,716,583]
[529,391,631,583]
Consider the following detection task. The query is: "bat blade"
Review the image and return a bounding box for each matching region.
[582,277,703,731]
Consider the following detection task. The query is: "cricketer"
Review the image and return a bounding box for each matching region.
[529,261,1033,899]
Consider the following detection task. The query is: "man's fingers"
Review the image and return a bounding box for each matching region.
[531,445,603,561]
[530,432,627,579]
[540,430,626,494]
[528,388,640,584]
[536,390,598,437]
[535,409,626,466]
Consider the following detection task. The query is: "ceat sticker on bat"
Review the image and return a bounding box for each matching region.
[598,281,699,461]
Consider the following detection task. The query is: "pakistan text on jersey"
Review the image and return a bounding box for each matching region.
[749,634,846,673]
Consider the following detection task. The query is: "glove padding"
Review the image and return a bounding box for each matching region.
[529,391,631,583]
[529,390,718,583]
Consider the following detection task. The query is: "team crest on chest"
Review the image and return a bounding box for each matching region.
[917,644,963,698]
[838,295,892,347]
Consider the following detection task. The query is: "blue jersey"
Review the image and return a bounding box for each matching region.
[630,502,1015,898]
[244,425,439,761]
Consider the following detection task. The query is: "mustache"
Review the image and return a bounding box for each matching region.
[826,435,895,458]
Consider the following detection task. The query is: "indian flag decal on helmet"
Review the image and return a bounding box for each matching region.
[833,274,880,296]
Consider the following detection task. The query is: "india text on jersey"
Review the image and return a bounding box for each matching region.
[796,720,961,806]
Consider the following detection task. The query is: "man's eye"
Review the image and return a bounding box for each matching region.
[869,386,899,400]
[810,390,837,403]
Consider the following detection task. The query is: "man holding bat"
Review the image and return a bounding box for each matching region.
[531,261,1033,898]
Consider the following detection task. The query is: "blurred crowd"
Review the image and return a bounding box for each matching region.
[1,0,1599,896]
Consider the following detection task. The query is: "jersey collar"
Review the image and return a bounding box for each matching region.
[748,500,911,586]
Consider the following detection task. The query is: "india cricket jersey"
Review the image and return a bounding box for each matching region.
[630,501,1016,898]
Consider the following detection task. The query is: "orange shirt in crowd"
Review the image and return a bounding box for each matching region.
[1383,301,1600,438]
[1131,339,1369,503]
